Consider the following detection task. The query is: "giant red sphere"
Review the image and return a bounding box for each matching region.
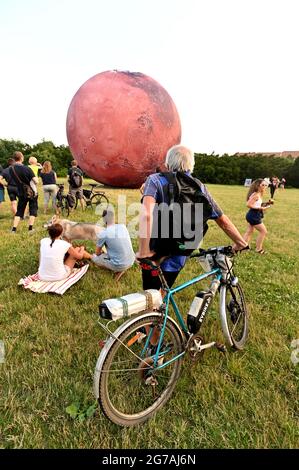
[66,70,181,188]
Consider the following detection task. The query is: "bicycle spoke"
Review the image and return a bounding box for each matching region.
[98,315,183,424]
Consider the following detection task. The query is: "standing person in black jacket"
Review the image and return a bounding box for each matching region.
[0,158,19,215]
[10,152,38,233]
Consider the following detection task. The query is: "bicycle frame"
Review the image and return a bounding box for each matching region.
[144,267,223,370]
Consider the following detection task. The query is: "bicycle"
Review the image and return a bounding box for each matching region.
[55,184,70,217]
[73,184,109,211]
[93,245,248,426]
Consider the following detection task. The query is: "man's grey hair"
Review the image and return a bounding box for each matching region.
[102,209,115,225]
[165,145,195,173]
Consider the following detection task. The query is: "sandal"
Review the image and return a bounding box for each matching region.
[74,260,86,268]
[256,249,266,255]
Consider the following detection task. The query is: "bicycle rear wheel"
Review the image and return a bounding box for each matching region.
[91,193,109,212]
[219,282,248,350]
[95,314,184,426]
[60,196,70,217]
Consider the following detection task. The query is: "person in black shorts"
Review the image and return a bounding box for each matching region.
[10,151,38,233]
[243,179,271,254]
[0,158,19,215]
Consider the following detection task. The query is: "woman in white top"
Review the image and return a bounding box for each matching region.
[38,223,92,281]
[243,179,272,254]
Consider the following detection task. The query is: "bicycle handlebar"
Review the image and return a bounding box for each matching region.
[137,245,249,270]
[190,244,249,258]
[190,246,233,258]
[136,257,160,270]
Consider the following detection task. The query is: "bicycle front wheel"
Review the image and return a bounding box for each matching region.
[219,282,248,350]
[95,314,184,426]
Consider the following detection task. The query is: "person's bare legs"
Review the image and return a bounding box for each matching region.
[243,223,254,245]
[11,201,17,216]
[28,215,35,227]
[255,223,267,252]
[79,197,85,211]
[64,246,92,270]
[64,255,78,270]
[12,216,21,230]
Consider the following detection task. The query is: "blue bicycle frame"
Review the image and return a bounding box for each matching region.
[142,267,223,370]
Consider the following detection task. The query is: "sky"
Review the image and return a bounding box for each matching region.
[0,0,298,154]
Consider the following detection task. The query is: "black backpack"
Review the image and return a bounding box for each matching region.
[69,168,83,188]
[149,172,213,257]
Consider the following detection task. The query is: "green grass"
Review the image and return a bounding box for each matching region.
[0,181,298,448]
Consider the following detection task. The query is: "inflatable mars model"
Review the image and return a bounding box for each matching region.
[66,70,181,188]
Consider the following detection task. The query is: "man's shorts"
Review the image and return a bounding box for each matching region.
[91,254,131,273]
[16,197,38,218]
[7,185,19,202]
[69,187,83,200]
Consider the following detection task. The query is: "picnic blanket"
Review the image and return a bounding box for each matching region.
[18,264,89,295]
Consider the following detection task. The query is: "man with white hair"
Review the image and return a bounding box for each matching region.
[137,144,248,290]
[28,156,42,178]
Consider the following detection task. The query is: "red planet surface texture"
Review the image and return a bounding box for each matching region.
[66,70,181,188]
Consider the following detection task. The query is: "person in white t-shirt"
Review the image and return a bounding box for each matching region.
[38,223,92,281]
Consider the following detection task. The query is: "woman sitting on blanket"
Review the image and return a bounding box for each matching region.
[38,223,92,281]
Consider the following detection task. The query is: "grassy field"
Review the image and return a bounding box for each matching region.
[0,181,298,449]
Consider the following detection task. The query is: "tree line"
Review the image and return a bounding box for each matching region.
[194,152,298,187]
[1,138,298,187]
[0,139,73,177]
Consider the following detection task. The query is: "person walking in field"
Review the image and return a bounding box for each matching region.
[269,176,279,199]
[10,151,38,233]
[279,177,286,190]
[243,179,271,254]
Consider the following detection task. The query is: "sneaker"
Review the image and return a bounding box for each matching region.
[28,228,36,234]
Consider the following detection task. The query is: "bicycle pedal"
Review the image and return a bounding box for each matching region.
[215,342,226,353]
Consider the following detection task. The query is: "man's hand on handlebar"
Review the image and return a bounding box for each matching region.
[135,251,157,262]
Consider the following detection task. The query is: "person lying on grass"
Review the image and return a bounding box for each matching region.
[38,223,92,282]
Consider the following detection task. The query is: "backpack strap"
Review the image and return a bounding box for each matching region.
[11,166,25,185]
[159,172,178,204]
